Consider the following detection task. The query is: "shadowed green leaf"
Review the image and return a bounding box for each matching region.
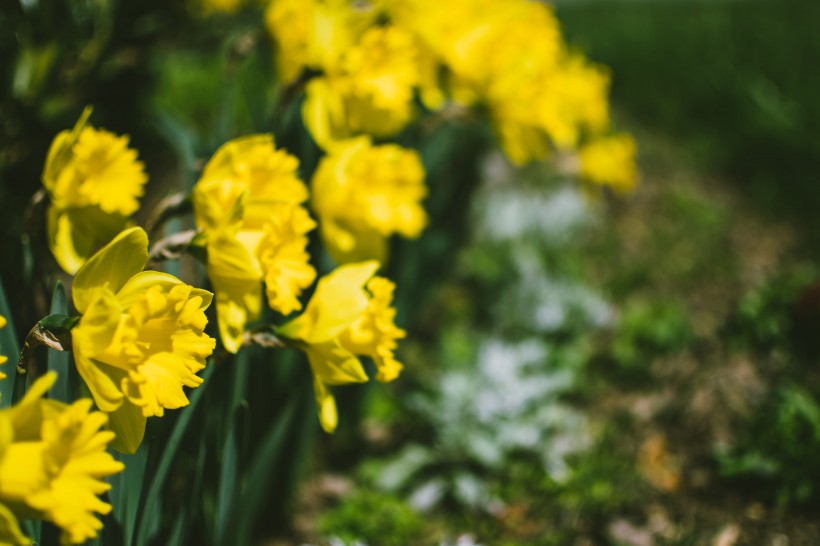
[0,277,20,407]
[228,398,297,546]
[134,362,217,546]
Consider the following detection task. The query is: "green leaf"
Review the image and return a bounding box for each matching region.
[134,363,217,546]
[215,350,250,544]
[20,520,40,546]
[47,282,76,403]
[227,398,297,546]
[110,444,149,546]
[0,276,20,407]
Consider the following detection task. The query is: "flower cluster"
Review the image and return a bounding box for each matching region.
[189,136,408,429]
[14,0,639,540]
[264,0,637,188]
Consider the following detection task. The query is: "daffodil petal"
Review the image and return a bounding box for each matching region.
[73,227,148,314]
[306,343,368,386]
[47,206,131,276]
[117,271,213,311]
[107,396,147,455]
[71,333,124,413]
[207,231,263,353]
[312,376,338,434]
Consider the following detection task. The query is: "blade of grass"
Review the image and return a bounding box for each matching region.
[134,362,217,546]
[227,398,296,546]
[110,444,149,546]
[215,351,249,545]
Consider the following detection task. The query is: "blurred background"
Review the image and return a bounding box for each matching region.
[2,0,820,544]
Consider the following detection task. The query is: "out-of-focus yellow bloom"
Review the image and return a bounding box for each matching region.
[277,261,405,432]
[42,108,148,274]
[70,228,215,453]
[579,133,638,193]
[492,55,611,165]
[311,137,427,264]
[264,0,379,83]
[192,135,316,353]
[0,372,124,545]
[302,25,423,148]
[393,0,629,168]
[257,204,318,316]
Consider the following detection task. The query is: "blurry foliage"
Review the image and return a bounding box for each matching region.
[719,385,820,506]
[558,0,820,242]
[611,300,692,370]
[317,490,428,546]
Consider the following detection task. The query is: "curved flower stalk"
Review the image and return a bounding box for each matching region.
[42,108,148,274]
[70,227,216,453]
[0,372,124,545]
[311,137,428,264]
[192,135,317,353]
[277,261,406,433]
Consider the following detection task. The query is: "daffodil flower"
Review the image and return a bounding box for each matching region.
[264,0,378,84]
[278,261,406,432]
[192,135,316,353]
[0,372,124,545]
[311,137,427,265]
[301,25,423,148]
[70,227,216,453]
[42,108,148,274]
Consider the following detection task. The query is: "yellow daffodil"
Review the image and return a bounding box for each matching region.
[579,133,638,193]
[278,261,406,432]
[192,135,316,353]
[311,137,427,264]
[70,227,216,453]
[302,25,423,148]
[42,108,148,274]
[0,372,123,545]
[264,0,379,83]
[392,0,632,169]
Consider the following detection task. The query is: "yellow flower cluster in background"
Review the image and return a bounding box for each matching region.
[42,108,148,274]
[0,373,123,545]
[278,261,405,433]
[265,0,637,188]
